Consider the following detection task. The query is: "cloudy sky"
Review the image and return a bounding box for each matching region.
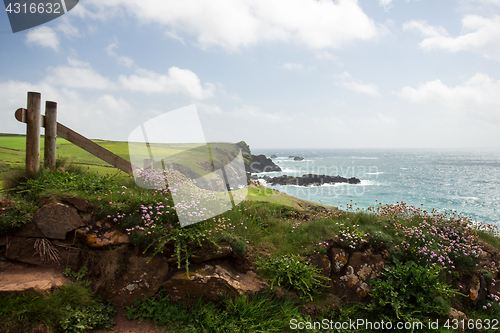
[1,0,500,149]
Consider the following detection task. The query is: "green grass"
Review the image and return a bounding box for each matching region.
[2,134,500,331]
[0,283,115,333]
[126,290,308,333]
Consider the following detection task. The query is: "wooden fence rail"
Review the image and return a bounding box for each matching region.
[15,91,133,176]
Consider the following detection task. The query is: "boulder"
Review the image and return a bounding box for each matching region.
[161,261,268,302]
[449,307,468,321]
[332,249,386,302]
[293,156,304,161]
[76,219,129,248]
[4,236,81,270]
[33,203,84,240]
[111,255,170,305]
[331,247,349,273]
[246,155,282,173]
[63,196,93,213]
[190,243,233,264]
[12,222,45,238]
[0,261,70,293]
[307,253,332,280]
[270,154,278,159]
[265,174,361,187]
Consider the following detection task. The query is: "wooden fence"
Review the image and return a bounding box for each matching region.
[15,91,133,177]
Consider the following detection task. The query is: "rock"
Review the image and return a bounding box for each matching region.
[0,199,14,208]
[161,261,268,302]
[111,255,170,305]
[332,249,386,302]
[247,154,282,173]
[0,261,70,293]
[331,247,349,273]
[307,254,332,282]
[265,174,361,187]
[293,156,304,161]
[191,243,233,264]
[449,307,468,321]
[33,203,85,240]
[5,236,81,270]
[12,222,45,238]
[270,154,278,159]
[63,196,93,213]
[76,219,129,248]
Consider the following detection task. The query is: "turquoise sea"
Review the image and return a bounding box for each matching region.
[253,148,500,225]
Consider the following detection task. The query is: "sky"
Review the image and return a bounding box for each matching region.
[1,0,500,149]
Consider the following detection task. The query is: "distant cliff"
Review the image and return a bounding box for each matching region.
[236,141,282,173]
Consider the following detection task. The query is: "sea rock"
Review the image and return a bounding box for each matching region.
[4,236,81,269]
[161,261,268,302]
[76,219,129,248]
[247,154,282,173]
[293,156,305,161]
[270,154,278,159]
[33,203,85,240]
[265,174,361,186]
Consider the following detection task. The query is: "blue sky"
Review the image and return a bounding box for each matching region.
[1,0,500,149]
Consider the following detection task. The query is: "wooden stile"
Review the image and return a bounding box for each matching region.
[44,101,57,171]
[26,92,41,177]
[15,92,133,175]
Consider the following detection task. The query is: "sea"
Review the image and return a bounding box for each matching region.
[252,148,500,225]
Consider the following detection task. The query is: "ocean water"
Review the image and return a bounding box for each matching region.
[252,148,500,225]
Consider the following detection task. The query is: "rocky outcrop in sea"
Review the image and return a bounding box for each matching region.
[262,174,361,186]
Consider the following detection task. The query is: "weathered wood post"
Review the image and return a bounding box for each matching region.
[26,92,41,177]
[44,101,57,171]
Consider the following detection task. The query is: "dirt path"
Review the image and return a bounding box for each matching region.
[0,260,162,332]
[0,260,69,292]
[89,307,162,333]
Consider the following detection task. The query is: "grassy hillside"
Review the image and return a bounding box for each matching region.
[2,134,500,332]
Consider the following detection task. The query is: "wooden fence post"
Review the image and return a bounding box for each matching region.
[44,101,57,171]
[26,92,41,177]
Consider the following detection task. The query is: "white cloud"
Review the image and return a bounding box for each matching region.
[379,0,393,11]
[196,102,224,115]
[282,62,304,71]
[398,73,500,122]
[376,113,397,125]
[336,72,381,97]
[106,39,135,68]
[119,67,215,99]
[405,15,500,61]
[81,0,380,51]
[25,26,60,52]
[56,17,81,38]
[232,105,292,123]
[402,20,449,38]
[44,57,116,90]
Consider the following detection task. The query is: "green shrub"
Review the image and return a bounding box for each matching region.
[367,259,460,322]
[126,289,305,332]
[257,254,329,301]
